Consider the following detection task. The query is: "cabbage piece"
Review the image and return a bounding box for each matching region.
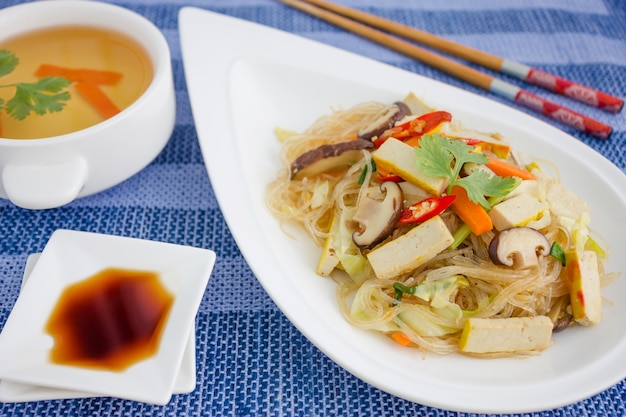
[396,276,468,336]
[336,207,369,283]
[350,275,484,337]
[410,275,468,306]
[397,304,458,337]
[349,283,398,332]
[309,180,329,209]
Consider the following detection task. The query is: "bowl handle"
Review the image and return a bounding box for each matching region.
[2,157,88,210]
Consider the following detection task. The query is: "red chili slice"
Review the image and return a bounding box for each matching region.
[373,111,452,148]
[451,137,483,146]
[376,173,404,183]
[397,195,457,225]
[418,110,452,134]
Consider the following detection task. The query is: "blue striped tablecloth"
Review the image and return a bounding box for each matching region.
[0,0,624,416]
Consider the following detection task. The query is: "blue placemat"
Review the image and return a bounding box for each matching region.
[0,0,624,416]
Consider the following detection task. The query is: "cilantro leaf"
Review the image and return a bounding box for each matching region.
[0,50,19,78]
[415,134,488,179]
[439,135,488,169]
[5,77,71,120]
[456,170,520,209]
[414,133,519,208]
[0,49,71,121]
[412,133,455,178]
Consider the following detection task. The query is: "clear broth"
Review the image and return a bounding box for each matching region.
[0,26,153,139]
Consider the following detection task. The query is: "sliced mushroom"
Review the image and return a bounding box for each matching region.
[552,311,573,333]
[488,227,550,269]
[402,92,434,117]
[357,102,411,140]
[547,296,573,333]
[290,139,374,180]
[352,181,403,249]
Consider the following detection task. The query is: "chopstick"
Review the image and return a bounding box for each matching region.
[279,0,615,140]
[295,0,623,115]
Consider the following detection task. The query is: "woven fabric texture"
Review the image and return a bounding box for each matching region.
[0,0,624,416]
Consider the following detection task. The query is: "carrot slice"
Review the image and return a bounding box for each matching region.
[486,156,535,180]
[36,64,122,85]
[403,135,422,147]
[376,166,394,177]
[75,82,121,119]
[450,185,493,236]
[481,142,511,159]
[390,331,412,346]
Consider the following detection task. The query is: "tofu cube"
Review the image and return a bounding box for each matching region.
[489,193,545,231]
[366,215,453,279]
[373,138,447,195]
[546,181,589,220]
[459,316,553,354]
[398,181,431,205]
[565,250,602,326]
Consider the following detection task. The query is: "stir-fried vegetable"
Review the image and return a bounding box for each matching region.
[266,93,617,358]
[397,195,456,225]
[414,133,521,209]
[373,110,452,147]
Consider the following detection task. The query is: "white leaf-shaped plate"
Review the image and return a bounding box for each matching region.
[179,7,626,413]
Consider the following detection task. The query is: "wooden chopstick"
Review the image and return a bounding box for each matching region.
[297,0,623,115]
[279,0,614,139]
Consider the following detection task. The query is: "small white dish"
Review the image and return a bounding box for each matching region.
[0,230,215,405]
[0,253,197,402]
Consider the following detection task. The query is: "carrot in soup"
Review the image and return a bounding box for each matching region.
[36,64,123,85]
[75,82,121,119]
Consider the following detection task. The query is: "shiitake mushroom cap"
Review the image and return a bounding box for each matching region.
[357,102,411,141]
[352,181,403,249]
[290,139,374,180]
[488,227,550,269]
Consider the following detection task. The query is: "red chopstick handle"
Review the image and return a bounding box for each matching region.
[525,68,624,113]
[514,90,612,140]
[490,79,612,139]
[501,60,623,113]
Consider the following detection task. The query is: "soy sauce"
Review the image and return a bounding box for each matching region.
[45,268,174,372]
